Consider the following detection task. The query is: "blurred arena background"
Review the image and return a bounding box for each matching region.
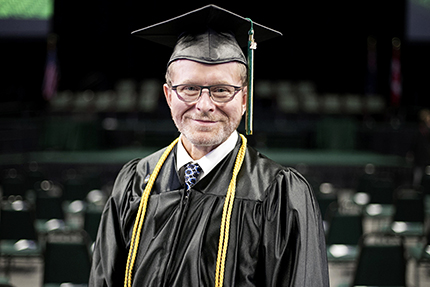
[1,1,430,286]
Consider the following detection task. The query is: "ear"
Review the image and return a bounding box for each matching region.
[241,86,248,115]
[163,84,172,108]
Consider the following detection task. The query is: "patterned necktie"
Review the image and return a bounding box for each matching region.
[184,162,202,191]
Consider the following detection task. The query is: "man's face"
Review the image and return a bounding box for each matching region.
[164,60,247,150]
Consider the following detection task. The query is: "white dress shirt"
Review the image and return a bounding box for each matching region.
[176,131,239,181]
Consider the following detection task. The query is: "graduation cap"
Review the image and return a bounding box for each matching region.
[132,4,282,135]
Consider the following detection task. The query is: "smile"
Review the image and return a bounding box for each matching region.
[193,118,218,125]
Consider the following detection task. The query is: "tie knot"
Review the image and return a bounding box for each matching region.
[184,162,202,191]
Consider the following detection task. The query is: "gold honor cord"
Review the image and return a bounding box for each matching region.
[124,135,247,287]
[245,18,256,136]
[124,137,179,287]
[215,134,247,287]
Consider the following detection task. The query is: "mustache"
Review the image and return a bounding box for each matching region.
[186,112,221,122]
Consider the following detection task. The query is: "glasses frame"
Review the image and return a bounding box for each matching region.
[171,84,244,103]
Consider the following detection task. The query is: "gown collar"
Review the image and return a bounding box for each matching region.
[176,131,238,180]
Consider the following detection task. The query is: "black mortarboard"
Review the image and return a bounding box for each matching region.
[131,4,282,134]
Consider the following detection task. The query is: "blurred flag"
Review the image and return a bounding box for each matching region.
[42,34,59,100]
[365,36,377,96]
[390,37,401,106]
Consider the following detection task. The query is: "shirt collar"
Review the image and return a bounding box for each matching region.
[176,131,238,179]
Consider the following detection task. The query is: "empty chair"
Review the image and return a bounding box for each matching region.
[63,177,89,201]
[350,233,406,287]
[83,189,107,243]
[315,182,337,223]
[325,204,363,262]
[360,174,396,232]
[367,176,396,205]
[0,200,39,247]
[316,193,337,223]
[0,200,42,276]
[34,180,64,221]
[43,231,92,286]
[84,204,103,243]
[389,187,425,237]
[420,168,430,196]
[35,193,64,221]
[24,162,47,192]
[408,225,430,287]
[1,169,26,198]
[355,167,394,206]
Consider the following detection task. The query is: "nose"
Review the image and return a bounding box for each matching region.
[195,89,215,112]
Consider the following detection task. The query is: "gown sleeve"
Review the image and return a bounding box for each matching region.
[89,159,141,287]
[258,168,329,287]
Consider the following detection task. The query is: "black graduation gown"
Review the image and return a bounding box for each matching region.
[89,138,329,287]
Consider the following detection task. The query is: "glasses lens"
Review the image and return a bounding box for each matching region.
[210,85,236,102]
[176,85,200,102]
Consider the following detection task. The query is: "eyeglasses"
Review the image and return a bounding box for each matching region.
[171,84,243,103]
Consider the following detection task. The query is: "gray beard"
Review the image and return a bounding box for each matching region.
[173,113,240,147]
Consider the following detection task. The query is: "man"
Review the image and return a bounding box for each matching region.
[90,5,329,287]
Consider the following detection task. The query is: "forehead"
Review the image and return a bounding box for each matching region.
[169,60,243,84]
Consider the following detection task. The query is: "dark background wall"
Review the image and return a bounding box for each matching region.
[2,0,429,111]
